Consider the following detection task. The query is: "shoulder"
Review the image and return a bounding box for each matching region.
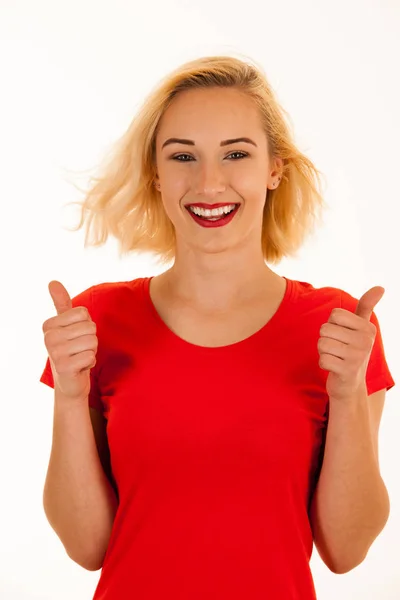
[294,278,361,310]
[90,277,147,308]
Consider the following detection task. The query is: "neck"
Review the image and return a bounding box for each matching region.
[160,262,280,313]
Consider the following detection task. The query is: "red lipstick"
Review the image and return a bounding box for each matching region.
[185,202,239,209]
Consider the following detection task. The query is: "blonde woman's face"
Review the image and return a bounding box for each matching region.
[154,87,282,252]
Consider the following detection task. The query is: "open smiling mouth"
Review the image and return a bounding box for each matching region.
[185,204,240,228]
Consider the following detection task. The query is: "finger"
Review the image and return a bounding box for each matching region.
[53,334,98,361]
[42,306,91,333]
[49,281,72,315]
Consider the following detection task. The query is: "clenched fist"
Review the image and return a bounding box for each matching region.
[42,281,98,401]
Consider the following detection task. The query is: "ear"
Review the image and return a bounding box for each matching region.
[267,156,284,187]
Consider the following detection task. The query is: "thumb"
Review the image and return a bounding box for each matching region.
[48,280,72,315]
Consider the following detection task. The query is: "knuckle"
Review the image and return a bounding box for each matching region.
[55,359,68,374]
[51,347,62,363]
[73,306,88,320]
[80,306,89,319]
[43,329,56,348]
[51,326,63,342]
[42,316,57,333]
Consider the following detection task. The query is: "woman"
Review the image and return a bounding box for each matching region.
[40,55,395,600]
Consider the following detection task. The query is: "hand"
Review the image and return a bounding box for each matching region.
[42,281,98,401]
[318,286,385,402]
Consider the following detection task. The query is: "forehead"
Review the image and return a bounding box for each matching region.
[158,87,262,132]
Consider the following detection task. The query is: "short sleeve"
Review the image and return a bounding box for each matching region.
[341,289,395,396]
[39,285,104,414]
[365,308,396,395]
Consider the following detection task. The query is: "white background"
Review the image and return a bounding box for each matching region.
[0,0,398,598]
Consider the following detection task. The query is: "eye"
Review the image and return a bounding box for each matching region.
[171,151,249,162]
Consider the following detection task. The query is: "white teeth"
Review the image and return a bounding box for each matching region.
[188,204,236,217]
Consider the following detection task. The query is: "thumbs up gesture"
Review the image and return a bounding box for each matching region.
[42,281,98,402]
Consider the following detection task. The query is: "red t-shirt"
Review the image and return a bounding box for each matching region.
[39,276,395,600]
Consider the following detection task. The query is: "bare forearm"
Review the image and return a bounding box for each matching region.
[43,391,118,570]
[310,390,390,573]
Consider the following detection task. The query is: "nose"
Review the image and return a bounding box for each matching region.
[193,163,227,197]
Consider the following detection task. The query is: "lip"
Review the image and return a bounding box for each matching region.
[185,202,239,209]
[185,203,240,228]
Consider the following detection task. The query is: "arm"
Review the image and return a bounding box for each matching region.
[43,390,119,571]
[309,388,390,574]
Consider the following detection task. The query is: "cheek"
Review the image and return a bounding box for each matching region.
[161,173,188,196]
[159,193,186,224]
[230,167,266,194]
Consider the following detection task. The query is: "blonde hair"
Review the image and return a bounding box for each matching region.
[65,54,328,267]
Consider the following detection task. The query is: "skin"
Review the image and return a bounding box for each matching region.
[153,87,284,313]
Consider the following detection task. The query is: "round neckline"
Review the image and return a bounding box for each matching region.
[141,275,293,352]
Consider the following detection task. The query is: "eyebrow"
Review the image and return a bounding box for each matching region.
[161,137,258,149]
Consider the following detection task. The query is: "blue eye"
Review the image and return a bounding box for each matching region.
[171,151,248,162]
